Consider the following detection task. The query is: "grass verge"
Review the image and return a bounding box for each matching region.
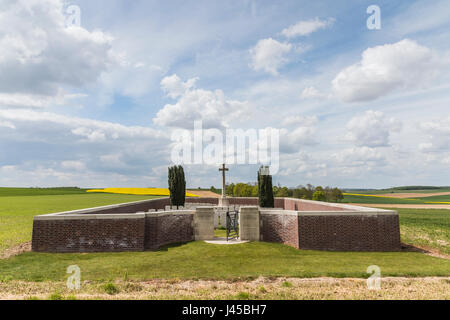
[1,277,449,300]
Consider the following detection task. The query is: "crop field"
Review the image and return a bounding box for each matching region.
[344,187,450,195]
[342,193,450,205]
[342,194,426,204]
[0,187,88,197]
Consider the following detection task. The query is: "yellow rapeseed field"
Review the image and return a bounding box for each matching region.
[87,188,199,197]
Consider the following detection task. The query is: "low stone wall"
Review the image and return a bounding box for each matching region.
[239,207,260,241]
[32,214,146,253]
[260,210,299,248]
[31,196,401,252]
[144,211,195,250]
[297,212,401,251]
[259,207,401,251]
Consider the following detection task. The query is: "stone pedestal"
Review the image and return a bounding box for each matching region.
[218,197,230,207]
[194,207,214,240]
[239,206,260,241]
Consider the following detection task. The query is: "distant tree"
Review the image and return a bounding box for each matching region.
[275,186,290,197]
[258,166,274,208]
[233,183,253,197]
[305,184,315,199]
[292,188,302,199]
[312,190,326,202]
[331,188,344,202]
[251,184,259,197]
[226,183,235,196]
[168,165,186,207]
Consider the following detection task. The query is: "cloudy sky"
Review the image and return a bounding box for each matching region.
[1,0,450,189]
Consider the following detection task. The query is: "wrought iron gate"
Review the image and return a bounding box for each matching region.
[226,209,239,241]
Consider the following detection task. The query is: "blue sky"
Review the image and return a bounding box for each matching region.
[0,0,450,189]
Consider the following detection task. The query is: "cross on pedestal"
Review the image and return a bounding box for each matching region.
[219,163,228,198]
[218,163,229,206]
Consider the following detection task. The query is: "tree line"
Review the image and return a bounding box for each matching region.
[223,183,344,203]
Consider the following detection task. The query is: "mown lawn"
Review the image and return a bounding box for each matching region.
[0,193,160,253]
[0,241,449,282]
[397,208,450,255]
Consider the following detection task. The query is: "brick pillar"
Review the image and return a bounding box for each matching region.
[194,207,214,240]
[239,206,260,241]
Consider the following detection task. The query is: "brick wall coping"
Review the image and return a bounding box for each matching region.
[34,212,146,221]
[297,210,397,216]
[144,210,195,217]
[259,209,298,216]
[260,208,396,216]
[35,198,167,217]
[32,196,396,221]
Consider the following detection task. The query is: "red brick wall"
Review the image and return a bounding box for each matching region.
[32,217,145,253]
[145,213,194,250]
[260,213,299,248]
[186,197,219,205]
[297,214,401,251]
[31,197,401,253]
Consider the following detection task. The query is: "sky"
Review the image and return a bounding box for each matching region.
[0,0,450,189]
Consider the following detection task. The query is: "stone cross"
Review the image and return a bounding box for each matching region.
[219,163,229,198]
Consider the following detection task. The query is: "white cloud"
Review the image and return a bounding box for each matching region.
[333,147,384,164]
[0,120,15,129]
[61,160,86,171]
[0,0,115,107]
[282,115,318,127]
[0,108,166,141]
[346,110,402,147]
[300,86,328,100]
[281,17,335,38]
[419,117,450,152]
[249,38,292,75]
[0,108,171,187]
[154,75,250,129]
[332,39,446,102]
[161,74,198,99]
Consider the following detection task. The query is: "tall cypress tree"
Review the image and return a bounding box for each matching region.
[258,166,274,208]
[168,165,186,207]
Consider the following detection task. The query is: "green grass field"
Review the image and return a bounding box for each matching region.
[397,208,450,255]
[342,194,427,204]
[0,193,160,253]
[0,188,449,282]
[0,242,449,282]
[344,187,450,195]
[416,195,450,203]
[0,187,88,197]
[342,193,450,204]
[0,242,449,281]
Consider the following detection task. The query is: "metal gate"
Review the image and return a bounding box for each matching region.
[226,209,239,241]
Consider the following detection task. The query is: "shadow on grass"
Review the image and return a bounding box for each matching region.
[152,242,191,252]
